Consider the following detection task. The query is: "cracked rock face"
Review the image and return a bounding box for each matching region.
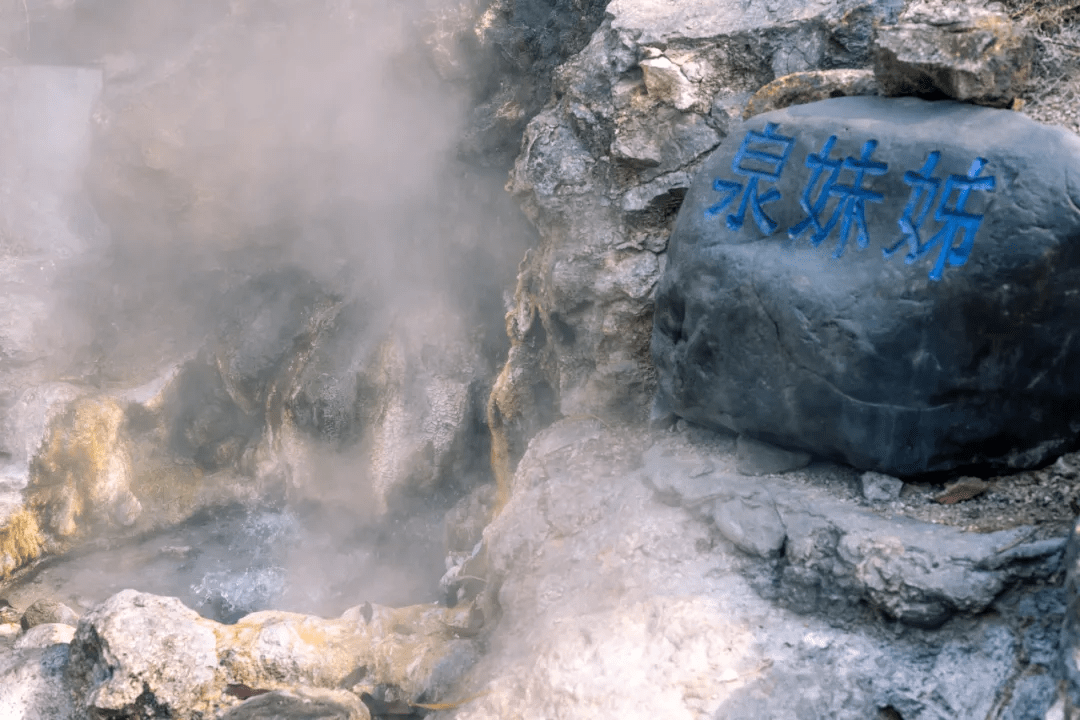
[653,96,1080,476]
[874,0,1034,107]
[489,0,900,479]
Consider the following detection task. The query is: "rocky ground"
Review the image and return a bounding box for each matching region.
[0,0,1078,718]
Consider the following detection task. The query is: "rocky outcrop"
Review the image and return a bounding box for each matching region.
[652,96,1080,476]
[488,0,903,488]
[447,419,1066,719]
[875,0,1034,107]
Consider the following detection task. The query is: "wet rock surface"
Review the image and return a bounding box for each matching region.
[653,96,1080,477]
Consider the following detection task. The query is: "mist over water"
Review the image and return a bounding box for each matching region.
[0,0,532,619]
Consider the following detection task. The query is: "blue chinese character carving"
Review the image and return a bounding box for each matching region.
[705,122,795,235]
[788,136,889,258]
[883,154,996,281]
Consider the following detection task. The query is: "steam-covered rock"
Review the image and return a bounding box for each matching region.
[280,299,493,516]
[220,689,369,720]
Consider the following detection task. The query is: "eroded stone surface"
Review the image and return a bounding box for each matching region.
[490,0,904,499]
[653,96,1080,477]
[874,0,1033,107]
[65,589,479,719]
[444,419,1063,720]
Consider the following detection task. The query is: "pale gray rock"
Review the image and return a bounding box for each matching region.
[735,434,812,476]
[1059,516,1080,715]
[20,599,78,631]
[0,645,75,720]
[861,471,904,502]
[874,0,1034,107]
[443,419,1062,720]
[15,623,76,650]
[644,431,1062,626]
[67,590,220,719]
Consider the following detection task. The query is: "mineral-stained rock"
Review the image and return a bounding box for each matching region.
[744,69,881,118]
[653,96,1080,477]
[66,589,479,719]
[874,0,1033,107]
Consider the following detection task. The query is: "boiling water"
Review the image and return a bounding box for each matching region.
[1,503,446,622]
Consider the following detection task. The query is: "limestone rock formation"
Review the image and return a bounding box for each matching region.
[653,96,1080,476]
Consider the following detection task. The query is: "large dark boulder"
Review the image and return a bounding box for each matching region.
[652,96,1080,476]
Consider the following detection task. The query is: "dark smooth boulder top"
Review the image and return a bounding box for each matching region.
[652,96,1080,476]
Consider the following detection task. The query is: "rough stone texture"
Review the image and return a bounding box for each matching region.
[489,0,902,489]
[653,96,1080,477]
[444,419,1064,720]
[735,434,811,476]
[0,644,75,720]
[458,0,613,165]
[861,471,904,502]
[20,599,78,631]
[65,589,479,719]
[1059,515,1080,716]
[275,300,493,517]
[745,68,881,118]
[874,0,1034,107]
[67,591,221,718]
